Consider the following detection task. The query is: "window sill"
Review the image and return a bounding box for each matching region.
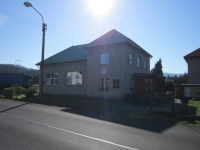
[66,84,82,86]
[99,88,109,91]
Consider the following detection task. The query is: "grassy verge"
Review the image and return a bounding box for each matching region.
[0,93,151,118]
[179,99,200,116]
[177,118,200,126]
[2,92,199,125]
[177,99,200,126]
[187,100,200,116]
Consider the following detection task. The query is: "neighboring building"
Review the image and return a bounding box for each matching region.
[184,48,200,84]
[36,29,153,100]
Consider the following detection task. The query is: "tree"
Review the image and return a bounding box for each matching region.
[32,74,39,84]
[151,58,163,76]
[151,58,165,92]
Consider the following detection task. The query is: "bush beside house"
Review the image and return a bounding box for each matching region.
[1,87,15,98]
[1,86,37,98]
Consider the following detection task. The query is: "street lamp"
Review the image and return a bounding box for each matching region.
[24,1,46,95]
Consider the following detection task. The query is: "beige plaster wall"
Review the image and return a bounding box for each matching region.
[187,57,200,84]
[43,60,87,96]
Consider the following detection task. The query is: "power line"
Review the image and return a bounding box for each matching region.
[0,14,41,27]
[0,14,71,40]
[48,25,71,40]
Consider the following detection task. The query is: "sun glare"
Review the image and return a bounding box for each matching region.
[88,0,113,16]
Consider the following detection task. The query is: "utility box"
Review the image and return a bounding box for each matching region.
[180,84,200,104]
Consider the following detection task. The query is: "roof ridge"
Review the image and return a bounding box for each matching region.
[86,29,152,57]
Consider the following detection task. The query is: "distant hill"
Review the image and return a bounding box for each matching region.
[0,64,185,77]
[0,64,39,75]
[163,72,185,77]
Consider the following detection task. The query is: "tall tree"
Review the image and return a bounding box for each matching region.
[151,58,163,76]
[151,58,165,92]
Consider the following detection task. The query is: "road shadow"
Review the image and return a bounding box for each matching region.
[61,108,176,133]
[0,102,30,113]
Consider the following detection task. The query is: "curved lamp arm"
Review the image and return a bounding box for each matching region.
[23,1,44,24]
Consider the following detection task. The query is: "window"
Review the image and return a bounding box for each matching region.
[129,54,133,65]
[46,73,59,85]
[144,60,147,69]
[113,79,119,88]
[100,53,109,64]
[100,78,109,90]
[67,71,82,85]
[137,56,141,67]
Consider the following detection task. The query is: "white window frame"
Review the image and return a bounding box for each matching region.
[137,56,141,68]
[100,78,109,90]
[66,71,82,85]
[129,54,134,66]
[46,73,59,85]
[144,60,147,70]
[100,53,109,65]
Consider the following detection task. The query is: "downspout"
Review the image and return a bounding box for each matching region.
[122,41,125,100]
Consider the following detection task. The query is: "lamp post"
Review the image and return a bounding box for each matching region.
[24,1,46,95]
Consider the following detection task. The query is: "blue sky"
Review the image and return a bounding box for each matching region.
[0,0,200,74]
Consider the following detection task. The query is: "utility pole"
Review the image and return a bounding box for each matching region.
[24,1,47,95]
[40,23,47,95]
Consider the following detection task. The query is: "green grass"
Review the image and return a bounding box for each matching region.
[178,119,200,126]
[187,100,200,116]
[177,99,200,126]
[178,100,200,116]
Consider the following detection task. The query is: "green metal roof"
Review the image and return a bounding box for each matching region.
[36,44,87,65]
[86,29,152,57]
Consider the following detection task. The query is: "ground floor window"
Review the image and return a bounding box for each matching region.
[100,78,109,90]
[113,79,119,88]
[46,73,59,85]
[67,71,82,85]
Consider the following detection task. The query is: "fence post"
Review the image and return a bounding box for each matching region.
[172,96,175,115]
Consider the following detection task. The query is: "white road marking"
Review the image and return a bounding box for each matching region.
[3,113,139,150]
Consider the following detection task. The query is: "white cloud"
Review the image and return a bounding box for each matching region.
[0,14,9,26]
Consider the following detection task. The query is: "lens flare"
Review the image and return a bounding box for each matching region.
[88,0,113,16]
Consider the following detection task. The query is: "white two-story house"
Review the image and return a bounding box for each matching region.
[36,29,153,100]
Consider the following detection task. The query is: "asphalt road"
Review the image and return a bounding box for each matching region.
[0,99,200,150]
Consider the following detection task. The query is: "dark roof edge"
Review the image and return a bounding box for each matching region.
[125,41,152,57]
[35,58,87,66]
[85,41,152,57]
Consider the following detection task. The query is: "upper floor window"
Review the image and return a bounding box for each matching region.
[144,60,147,70]
[100,53,109,64]
[137,56,141,67]
[129,54,133,65]
[67,71,82,85]
[46,73,59,85]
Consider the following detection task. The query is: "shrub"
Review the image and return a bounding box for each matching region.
[14,86,26,96]
[2,87,15,98]
[12,86,26,99]
[25,87,37,97]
